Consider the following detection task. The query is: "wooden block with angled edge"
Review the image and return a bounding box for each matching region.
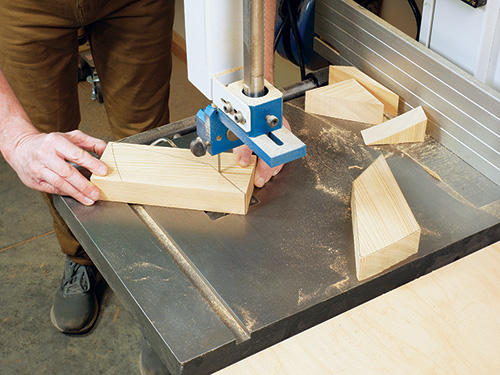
[329,65,399,116]
[91,142,256,215]
[351,155,420,280]
[305,79,384,124]
[361,106,428,145]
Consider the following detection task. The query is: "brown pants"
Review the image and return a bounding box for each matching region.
[0,0,174,265]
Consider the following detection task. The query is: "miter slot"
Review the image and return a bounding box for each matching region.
[130,204,251,343]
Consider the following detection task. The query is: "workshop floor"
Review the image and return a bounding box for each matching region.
[0,55,209,374]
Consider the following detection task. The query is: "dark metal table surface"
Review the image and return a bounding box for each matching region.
[55,98,500,375]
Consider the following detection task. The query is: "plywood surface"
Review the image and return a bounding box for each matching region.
[329,65,399,116]
[352,155,420,280]
[305,79,384,124]
[362,106,427,145]
[216,241,500,374]
[91,142,256,214]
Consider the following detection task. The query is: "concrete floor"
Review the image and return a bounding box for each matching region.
[0,55,209,374]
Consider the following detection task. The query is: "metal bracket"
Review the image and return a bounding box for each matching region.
[196,104,306,168]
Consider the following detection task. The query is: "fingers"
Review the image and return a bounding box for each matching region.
[38,168,98,206]
[282,116,291,131]
[44,154,101,202]
[10,132,105,205]
[254,158,284,188]
[253,116,290,186]
[233,128,291,187]
[64,130,108,157]
[233,145,275,186]
[55,135,107,176]
[233,145,254,167]
[45,134,105,204]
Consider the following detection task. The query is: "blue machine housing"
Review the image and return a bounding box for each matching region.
[275,0,327,70]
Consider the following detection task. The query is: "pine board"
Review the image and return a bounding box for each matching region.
[329,65,399,116]
[305,79,384,124]
[351,155,420,280]
[91,142,256,214]
[361,106,427,145]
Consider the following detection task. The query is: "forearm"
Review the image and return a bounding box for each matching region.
[0,69,39,162]
[264,0,277,84]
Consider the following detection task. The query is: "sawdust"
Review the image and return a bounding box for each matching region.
[298,112,373,206]
[239,308,257,331]
[395,147,444,182]
[421,227,442,238]
[319,247,351,296]
[421,165,443,181]
[324,277,350,295]
[298,286,322,307]
[130,276,153,282]
[124,261,166,272]
[480,200,500,220]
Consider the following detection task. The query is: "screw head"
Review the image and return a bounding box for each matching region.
[223,102,234,114]
[266,115,279,128]
[234,110,246,124]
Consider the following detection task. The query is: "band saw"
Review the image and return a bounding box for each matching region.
[54,0,500,374]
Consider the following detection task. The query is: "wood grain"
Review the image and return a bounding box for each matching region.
[361,106,427,145]
[305,79,384,124]
[329,65,399,116]
[91,142,256,214]
[351,155,420,280]
[172,30,187,64]
[216,241,500,375]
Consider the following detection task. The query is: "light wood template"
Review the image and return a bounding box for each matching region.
[329,65,399,116]
[216,241,500,375]
[91,142,256,215]
[351,155,420,280]
[305,79,384,124]
[361,106,428,145]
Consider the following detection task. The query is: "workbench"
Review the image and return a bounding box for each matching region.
[54,97,500,375]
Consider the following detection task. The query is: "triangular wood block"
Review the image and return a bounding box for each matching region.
[361,106,427,145]
[91,142,256,214]
[351,155,420,280]
[329,65,399,116]
[305,79,384,124]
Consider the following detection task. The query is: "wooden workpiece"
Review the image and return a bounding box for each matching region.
[91,142,256,215]
[361,106,428,145]
[329,65,399,116]
[351,155,420,280]
[305,79,384,124]
[216,241,500,374]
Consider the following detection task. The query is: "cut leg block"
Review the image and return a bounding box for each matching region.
[361,106,427,145]
[329,65,399,116]
[91,142,256,215]
[305,79,384,124]
[351,155,420,280]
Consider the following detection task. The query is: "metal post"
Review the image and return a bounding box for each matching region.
[243,0,265,97]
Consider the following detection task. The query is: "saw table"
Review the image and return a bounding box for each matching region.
[54,96,500,375]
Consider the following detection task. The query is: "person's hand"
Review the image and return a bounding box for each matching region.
[233,117,291,187]
[6,129,108,205]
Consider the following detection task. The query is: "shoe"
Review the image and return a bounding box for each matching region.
[139,337,170,375]
[50,256,99,333]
